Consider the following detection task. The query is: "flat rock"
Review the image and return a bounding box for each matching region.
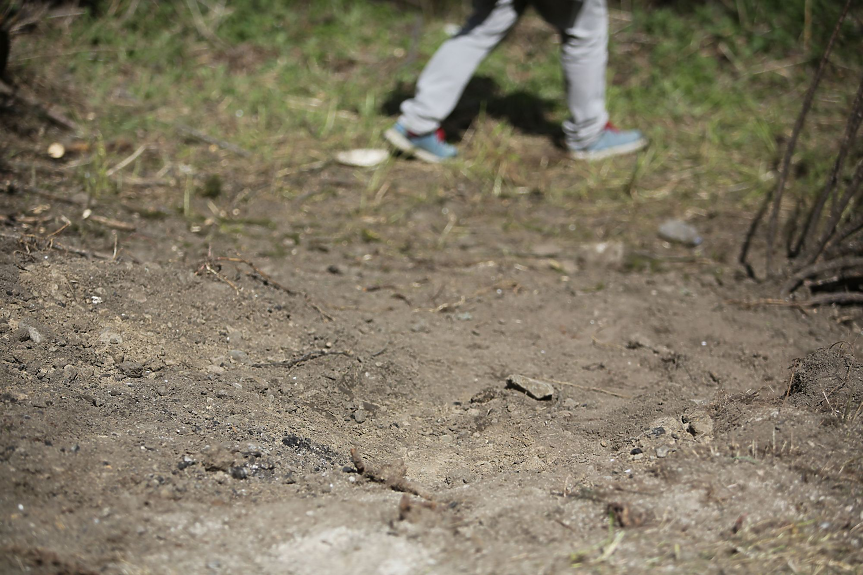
[506,375,555,401]
[118,361,144,378]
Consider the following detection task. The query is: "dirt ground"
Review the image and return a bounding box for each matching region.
[3,40,863,575]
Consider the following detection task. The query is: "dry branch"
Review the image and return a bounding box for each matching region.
[744,0,853,278]
[176,124,250,158]
[739,0,863,306]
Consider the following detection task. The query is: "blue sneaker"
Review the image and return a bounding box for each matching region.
[571,122,647,161]
[384,123,457,163]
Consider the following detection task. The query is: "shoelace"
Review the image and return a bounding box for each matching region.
[605,121,620,133]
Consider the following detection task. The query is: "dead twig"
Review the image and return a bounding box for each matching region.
[176,123,250,157]
[761,0,852,277]
[349,448,432,500]
[198,253,334,321]
[105,144,147,177]
[0,231,111,260]
[87,214,136,232]
[544,377,631,399]
[214,256,296,294]
[780,256,863,298]
[252,349,351,369]
[202,263,239,294]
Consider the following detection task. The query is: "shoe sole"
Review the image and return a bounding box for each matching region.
[571,138,648,161]
[383,128,448,164]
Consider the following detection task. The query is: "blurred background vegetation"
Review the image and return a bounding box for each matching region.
[1,0,861,261]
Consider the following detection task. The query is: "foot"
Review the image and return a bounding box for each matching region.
[570,122,647,161]
[384,123,457,163]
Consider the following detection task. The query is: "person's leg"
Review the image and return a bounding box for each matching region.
[398,0,526,135]
[558,0,609,149]
[535,0,645,158]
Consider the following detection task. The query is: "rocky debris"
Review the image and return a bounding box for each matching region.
[226,329,243,347]
[607,501,651,528]
[118,361,144,378]
[470,387,499,404]
[445,468,476,486]
[624,410,714,459]
[80,393,102,407]
[353,409,368,424]
[228,350,250,364]
[626,333,675,360]
[145,357,166,372]
[658,219,702,246]
[682,410,713,439]
[99,329,123,345]
[506,375,554,401]
[15,323,44,343]
[200,445,235,472]
[178,455,196,470]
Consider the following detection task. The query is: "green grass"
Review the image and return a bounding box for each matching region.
[7,0,861,233]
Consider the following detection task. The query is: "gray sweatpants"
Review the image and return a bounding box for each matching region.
[398,0,609,149]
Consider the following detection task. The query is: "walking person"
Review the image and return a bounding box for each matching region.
[385,0,646,162]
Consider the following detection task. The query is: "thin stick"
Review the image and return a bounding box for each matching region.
[215,256,334,321]
[792,74,863,257]
[781,256,863,298]
[800,157,863,267]
[204,263,239,294]
[105,144,147,177]
[0,231,111,259]
[215,256,296,294]
[738,191,772,279]
[88,214,136,232]
[252,349,350,369]
[543,377,631,399]
[764,0,852,277]
[176,123,251,158]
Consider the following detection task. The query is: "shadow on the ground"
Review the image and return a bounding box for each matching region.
[381,75,566,149]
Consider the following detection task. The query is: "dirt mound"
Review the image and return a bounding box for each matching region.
[787,345,863,420]
[2,218,863,572]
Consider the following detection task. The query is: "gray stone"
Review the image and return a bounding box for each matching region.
[658,219,702,247]
[145,357,166,372]
[99,330,123,345]
[410,321,430,333]
[118,361,144,378]
[23,325,43,344]
[228,350,250,364]
[200,445,234,472]
[656,445,670,458]
[226,330,243,347]
[506,374,555,401]
[353,409,367,424]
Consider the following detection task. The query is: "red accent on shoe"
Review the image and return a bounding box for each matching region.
[407,128,447,141]
[605,121,620,133]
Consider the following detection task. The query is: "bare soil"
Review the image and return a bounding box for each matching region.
[2,76,863,575]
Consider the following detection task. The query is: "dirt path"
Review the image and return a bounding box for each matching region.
[2,155,862,573]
